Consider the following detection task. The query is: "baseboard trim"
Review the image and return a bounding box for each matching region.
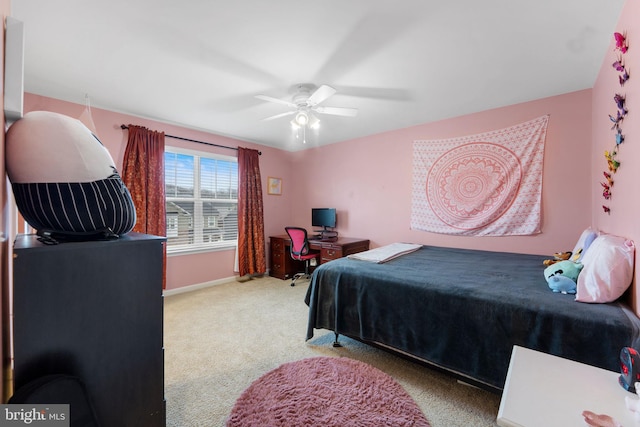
[163,276,236,297]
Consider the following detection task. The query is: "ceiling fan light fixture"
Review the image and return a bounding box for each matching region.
[294,111,308,126]
[257,84,357,142]
[308,114,320,130]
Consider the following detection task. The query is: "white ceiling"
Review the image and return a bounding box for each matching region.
[12,1,625,151]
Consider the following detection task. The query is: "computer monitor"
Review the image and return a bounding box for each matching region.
[311,208,336,230]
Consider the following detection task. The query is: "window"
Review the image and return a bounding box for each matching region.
[165,147,238,253]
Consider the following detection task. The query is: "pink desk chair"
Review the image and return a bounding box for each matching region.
[284,227,320,286]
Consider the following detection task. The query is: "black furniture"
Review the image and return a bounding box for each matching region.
[12,232,166,427]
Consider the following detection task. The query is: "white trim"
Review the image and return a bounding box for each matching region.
[4,17,25,125]
[165,145,236,162]
[167,241,237,256]
[163,276,236,297]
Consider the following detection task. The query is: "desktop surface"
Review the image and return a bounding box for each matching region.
[310,235,338,242]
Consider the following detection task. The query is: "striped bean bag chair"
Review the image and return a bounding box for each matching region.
[6,111,136,241]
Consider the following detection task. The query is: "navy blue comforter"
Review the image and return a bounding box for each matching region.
[305,246,640,390]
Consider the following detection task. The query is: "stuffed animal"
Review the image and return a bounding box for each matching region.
[542,251,573,266]
[546,275,577,294]
[570,248,583,262]
[544,260,583,294]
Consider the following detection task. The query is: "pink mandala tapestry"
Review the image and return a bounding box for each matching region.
[411,115,549,236]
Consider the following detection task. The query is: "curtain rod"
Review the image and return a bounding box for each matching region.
[120,125,262,155]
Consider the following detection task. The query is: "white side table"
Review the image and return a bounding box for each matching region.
[497,345,638,427]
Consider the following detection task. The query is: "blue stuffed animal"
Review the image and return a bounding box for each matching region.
[547,274,577,294]
[544,260,583,294]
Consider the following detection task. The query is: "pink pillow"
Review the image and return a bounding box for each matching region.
[576,234,635,303]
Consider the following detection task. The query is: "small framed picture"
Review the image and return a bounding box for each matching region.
[267,177,282,195]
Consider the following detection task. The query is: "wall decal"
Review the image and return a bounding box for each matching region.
[605,150,620,173]
[603,31,630,214]
[614,93,628,116]
[601,171,613,200]
[613,56,630,86]
[614,32,628,54]
[609,111,624,130]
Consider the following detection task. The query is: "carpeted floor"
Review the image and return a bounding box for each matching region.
[164,275,501,427]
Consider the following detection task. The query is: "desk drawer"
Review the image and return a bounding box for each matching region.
[271,239,284,253]
[342,242,370,256]
[269,237,288,279]
[271,251,284,271]
[321,247,343,262]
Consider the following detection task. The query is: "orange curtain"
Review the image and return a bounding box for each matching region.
[122,125,167,287]
[237,147,266,276]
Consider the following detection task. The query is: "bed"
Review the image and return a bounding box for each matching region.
[305,244,640,392]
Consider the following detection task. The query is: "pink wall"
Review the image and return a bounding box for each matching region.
[290,90,593,257]
[23,94,295,290]
[592,0,639,312]
[24,88,594,290]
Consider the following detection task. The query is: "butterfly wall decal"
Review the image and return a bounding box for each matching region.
[614,32,628,54]
[613,57,625,71]
[602,32,629,216]
[605,150,620,173]
[614,94,627,115]
[612,56,630,86]
[619,70,630,86]
[603,171,614,186]
[609,111,624,130]
[601,181,611,200]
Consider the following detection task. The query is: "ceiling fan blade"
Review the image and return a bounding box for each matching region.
[315,106,358,117]
[307,85,337,106]
[262,111,296,121]
[255,94,295,108]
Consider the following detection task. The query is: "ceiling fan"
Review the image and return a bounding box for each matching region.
[255,84,358,131]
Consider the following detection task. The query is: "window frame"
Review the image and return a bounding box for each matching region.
[164,145,238,255]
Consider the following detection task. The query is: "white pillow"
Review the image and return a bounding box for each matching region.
[576,234,635,303]
[571,228,598,262]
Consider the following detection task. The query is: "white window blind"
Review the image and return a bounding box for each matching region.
[164,147,238,253]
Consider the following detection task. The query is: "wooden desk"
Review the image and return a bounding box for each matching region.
[497,345,636,427]
[269,235,369,280]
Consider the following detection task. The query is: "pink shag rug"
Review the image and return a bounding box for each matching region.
[226,356,431,427]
